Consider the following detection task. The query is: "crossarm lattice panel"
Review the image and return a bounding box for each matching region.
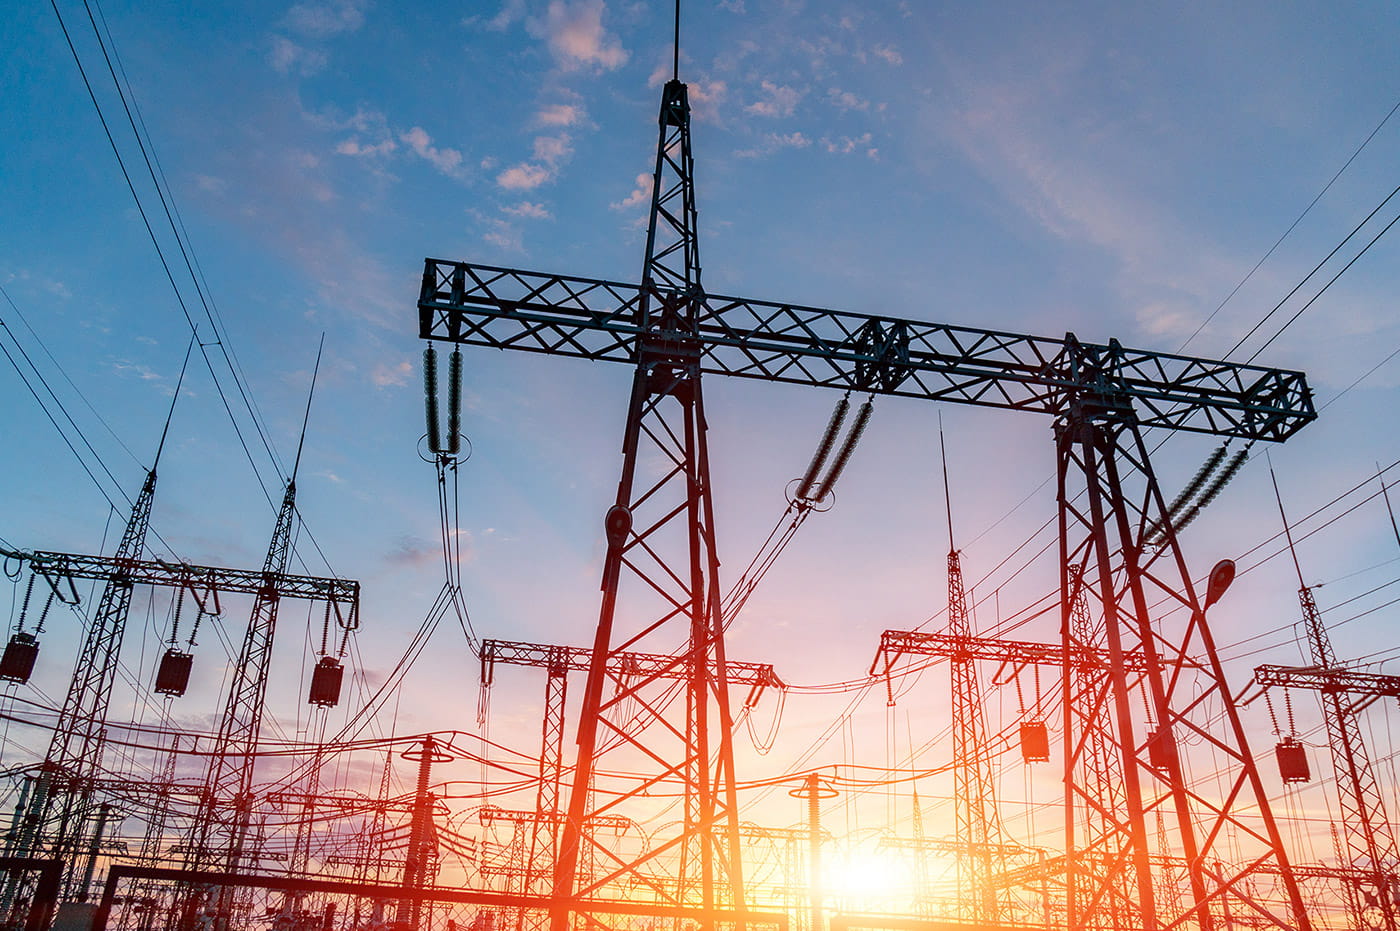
[419,261,1316,442]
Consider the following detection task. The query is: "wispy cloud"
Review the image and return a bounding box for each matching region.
[400,127,466,179]
[371,360,412,387]
[497,163,551,190]
[335,137,397,157]
[536,0,628,72]
[736,132,811,159]
[495,134,573,191]
[537,103,584,127]
[871,44,903,66]
[268,36,327,76]
[465,0,525,31]
[610,173,652,211]
[745,81,804,118]
[283,0,367,37]
[828,88,870,112]
[503,201,552,219]
[823,132,876,157]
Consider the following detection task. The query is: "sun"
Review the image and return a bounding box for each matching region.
[822,844,915,907]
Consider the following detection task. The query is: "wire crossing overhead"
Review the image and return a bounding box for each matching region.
[418,262,1316,441]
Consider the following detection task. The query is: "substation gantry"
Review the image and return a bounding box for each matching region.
[416,55,1318,930]
[477,640,782,903]
[0,530,357,902]
[1250,584,1400,931]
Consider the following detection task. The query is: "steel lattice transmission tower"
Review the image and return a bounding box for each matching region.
[185,476,299,879]
[1253,474,1400,931]
[548,76,749,929]
[937,427,1006,926]
[416,67,1319,931]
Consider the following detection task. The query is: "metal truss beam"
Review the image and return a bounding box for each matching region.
[482,638,784,690]
[1254,664,1400,701]
[3,548,359,608]
[419,267,1314,442]
[873,631,1157,672]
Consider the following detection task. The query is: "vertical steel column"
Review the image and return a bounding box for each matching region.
[187,479,298,877]
[946,548,1002,924]
[1056,390,1312,930]
[399,735,447,931]
[549,77,745,931]
[1298,585,1399,930]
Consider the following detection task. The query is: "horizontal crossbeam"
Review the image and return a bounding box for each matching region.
[1253,664,1400,698]
[2,549,358,609]
[872,630,1158,674]
[419,260,1316,442]
[479,638,784,689]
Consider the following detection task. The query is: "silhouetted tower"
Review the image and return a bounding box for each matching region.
[542,71,748,928]
[418,50,1317,931]
[187,346,322,879]
[1063,565,1132,929]
[939,426,1004,924]
[1265,472,1399,930]
[0,353,187,907]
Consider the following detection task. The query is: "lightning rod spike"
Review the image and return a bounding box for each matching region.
[153,334,195,472]
[1267,453,1307,591]
[291,334,325,484]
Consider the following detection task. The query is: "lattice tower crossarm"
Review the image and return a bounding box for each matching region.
[418,77,1318,931]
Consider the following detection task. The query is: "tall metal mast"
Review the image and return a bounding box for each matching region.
[544,63,749,928]
[1,344,190,904]
[188,341,323,879]
[1255,469,1400,930]
[417,57,1317,931]
[939,422,1004,923]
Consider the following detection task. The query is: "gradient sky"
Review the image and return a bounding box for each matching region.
[4,0,1400,880]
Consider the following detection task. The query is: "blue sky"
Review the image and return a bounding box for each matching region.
[4,0,1400,883]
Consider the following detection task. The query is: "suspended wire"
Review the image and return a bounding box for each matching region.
[1178,94,1400,355]
[1226,182,1400,361]
[48,0,283,509]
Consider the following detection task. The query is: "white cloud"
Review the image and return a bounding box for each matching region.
[497,163,552,190]
[537,0,628,72]
[284,0,367,37]
[335,137,397,157]
[537,103,583,126]
[400,126,466,178]
[872,44,903,66]
[828,88,870,112]
[268,36,327,75]
[745,81,803,118]
[610,172,652,210]
[688,79,728,124]
[532,134,573,163]
[823,132,875,156]
[479,214,524,251]
[736,132,811,159]
[371,360,412,387]
[496,134,572,191]
[503,201,552,219]
[466,0,525,31]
